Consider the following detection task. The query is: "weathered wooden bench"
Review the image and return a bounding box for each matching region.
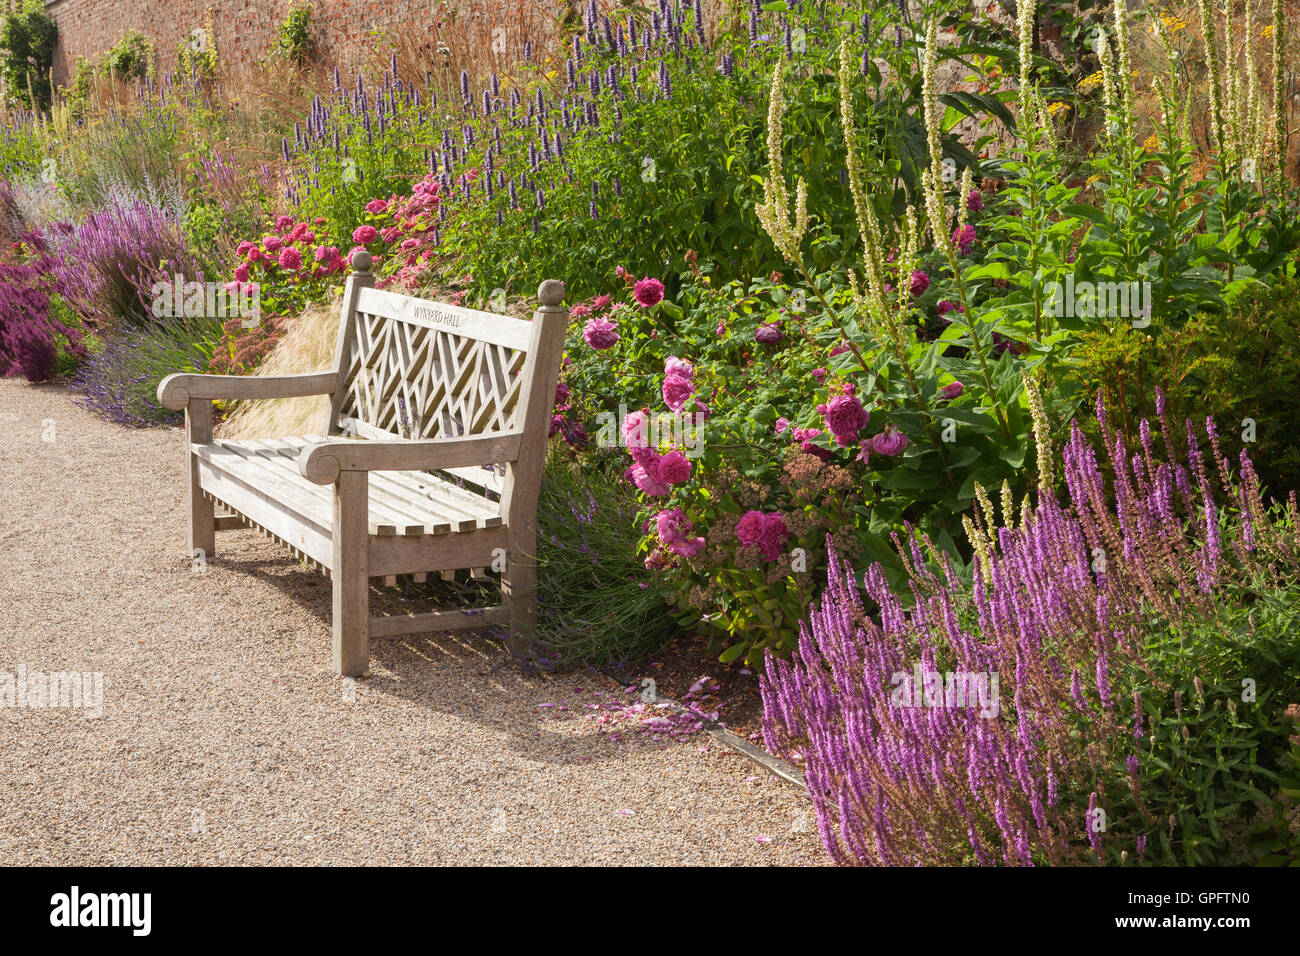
[157,251,567,676]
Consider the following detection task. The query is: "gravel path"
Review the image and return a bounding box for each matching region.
[0,379,825,865]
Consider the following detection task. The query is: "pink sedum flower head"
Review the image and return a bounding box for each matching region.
[583,317,619,350]
[633,276,665,307]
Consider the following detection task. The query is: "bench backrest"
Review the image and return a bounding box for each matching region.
[324,252,567,501]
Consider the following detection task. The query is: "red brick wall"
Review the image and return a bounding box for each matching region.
[42,0,524,83]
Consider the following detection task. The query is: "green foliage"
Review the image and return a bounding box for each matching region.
[103,29,153,80]
[1063,276,1300,502]
[532,449,681,667]
[273,1,315,66]
[284,1,998,303]
[176,22,218,80]
[0,2,57,110]
[1106,569,1300,865]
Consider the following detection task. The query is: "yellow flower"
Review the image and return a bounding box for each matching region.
[1077,71,1104,93]
[1085,173,1103,185]
[1160,14,1187,32]
[1262,25,1275,39]
[1046,100,1069,116]
[1142,133,1160,151]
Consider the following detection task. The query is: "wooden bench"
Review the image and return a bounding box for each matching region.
[157,251,567,676]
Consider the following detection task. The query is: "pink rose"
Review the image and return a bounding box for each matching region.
[583,317,619,350]
[736,510,765,546]
[757,513,788,561]
[623,408,651,449]
[633,276,665,307]
[664,356,693,380]
[823,393,869,446]
[662,373,694,413]
[353,225,379,244]
[658,451,692,485]
[365,199,390,214]
[262,235,283,252]
[868,427,910,457]
[630,463,670,496]
[909,270,930,296]
[233,263,251,283]
[952,223,977,256]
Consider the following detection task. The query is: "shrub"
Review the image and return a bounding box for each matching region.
[103,30,152,81]
[279,0,995,303]
[0,2,57,110]
[273,1,315,66]
[70,315,223,427]
[0,256,84,382]
[760,398,1300,866]
[53,193,208,327]
[1064,277,1300,501]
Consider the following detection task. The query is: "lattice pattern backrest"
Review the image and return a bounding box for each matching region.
[336,287,536,440]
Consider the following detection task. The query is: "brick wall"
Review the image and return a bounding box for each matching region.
[41,0,543,84]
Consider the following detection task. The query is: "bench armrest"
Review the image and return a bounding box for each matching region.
[298,432,525,484]
[158,372,338,410]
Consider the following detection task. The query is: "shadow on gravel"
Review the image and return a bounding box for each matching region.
[204,549,625,770]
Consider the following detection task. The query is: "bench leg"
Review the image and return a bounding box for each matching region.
[501,523,538,657]
[332,471,370,677]
[186,400,215,562]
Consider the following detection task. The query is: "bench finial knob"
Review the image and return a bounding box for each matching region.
[537,279,565,307]
[351,250,373,274]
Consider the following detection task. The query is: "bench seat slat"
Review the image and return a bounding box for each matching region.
[193,437,501,538]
